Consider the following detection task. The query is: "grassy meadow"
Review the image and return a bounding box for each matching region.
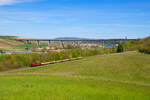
[0,51,150,100]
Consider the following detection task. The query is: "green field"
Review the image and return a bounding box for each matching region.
[0,51,150,100]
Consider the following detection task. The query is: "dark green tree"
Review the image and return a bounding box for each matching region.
[0,49,6,54]
[117,44,124,53]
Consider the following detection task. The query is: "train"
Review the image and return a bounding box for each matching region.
[31,62,41,67]
[31,57,83,67]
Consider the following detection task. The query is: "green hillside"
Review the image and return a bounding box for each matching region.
[138,36,150,53]
[124,36,150,53]
[0,36,24,50]
[0,51,150,100]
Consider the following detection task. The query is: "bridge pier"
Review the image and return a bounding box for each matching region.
[73,41,75,47]
[26,40,30,44]
[25,40,30,48]
[37,40,40,48]
[48,40,51,47]
[61,40,64,48]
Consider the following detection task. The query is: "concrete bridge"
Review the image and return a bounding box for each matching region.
[17,38,135,48]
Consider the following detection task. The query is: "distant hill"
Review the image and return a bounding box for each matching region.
[0,36,17,40]
[0,36,24,50]
[54,37,94,40]
[54,37,135,41]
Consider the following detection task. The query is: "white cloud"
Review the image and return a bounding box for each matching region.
[0,0,34,6]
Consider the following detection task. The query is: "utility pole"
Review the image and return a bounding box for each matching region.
[103,41,105,48]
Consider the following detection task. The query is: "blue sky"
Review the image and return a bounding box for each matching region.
[0,0,150,39]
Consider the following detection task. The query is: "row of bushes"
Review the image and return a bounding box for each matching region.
[0,48,117,71]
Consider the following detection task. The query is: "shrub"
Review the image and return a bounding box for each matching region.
[117,44,124,53]
[0,49,6,54]
[139,44,150,54]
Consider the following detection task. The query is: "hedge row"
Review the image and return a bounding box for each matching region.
[0,48,117,71]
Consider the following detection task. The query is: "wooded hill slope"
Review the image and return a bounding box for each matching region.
[124,36,150,53]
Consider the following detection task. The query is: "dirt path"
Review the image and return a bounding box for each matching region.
[0,67,32,73]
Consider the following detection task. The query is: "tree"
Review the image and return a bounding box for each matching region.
[31,43,38,52]
[117,44,124,53]
[0,49,6,54]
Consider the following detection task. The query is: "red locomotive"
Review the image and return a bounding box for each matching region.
[31,62,41,67]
